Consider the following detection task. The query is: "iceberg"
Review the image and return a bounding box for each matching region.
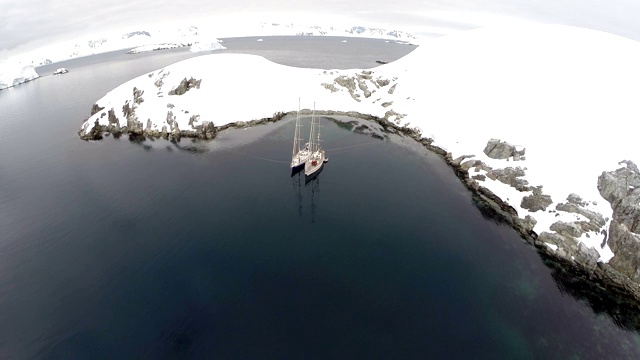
[189,40,226,53]
[0,63,39,90]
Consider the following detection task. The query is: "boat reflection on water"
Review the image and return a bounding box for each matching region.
[291,169,322,223]
[304,102,327,181]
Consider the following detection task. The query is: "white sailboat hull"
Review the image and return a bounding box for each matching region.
[305,150,325,178]
[291,148,310,169]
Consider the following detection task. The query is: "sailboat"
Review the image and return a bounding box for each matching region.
[304,102,327,179]
[290,98,309,173]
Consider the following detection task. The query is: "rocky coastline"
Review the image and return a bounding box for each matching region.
[80,107,640,320]
[395,124,640,317]
[394,124,640,309]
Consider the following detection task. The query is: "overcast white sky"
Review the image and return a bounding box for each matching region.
[2,0,640,61]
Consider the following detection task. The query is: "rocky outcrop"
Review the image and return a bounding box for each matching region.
[90,104,105,116]
[168,77,201,95]
[521,186,553,212]
[486,166,529,191]
[456,141,640,310]
[458,139,640,303]
[598,161,640,281]
[555,194,606,234]
[538,230,601,269]
[483,138,526,160]
[121,87,145,135]
[323,71,398,113]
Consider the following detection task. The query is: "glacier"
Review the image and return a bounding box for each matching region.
[0,64,39,90]
[189,40,226,53]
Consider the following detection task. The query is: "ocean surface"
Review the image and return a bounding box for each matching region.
[1,37,639,358]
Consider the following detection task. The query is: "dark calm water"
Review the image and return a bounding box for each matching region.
[1,37,640,359]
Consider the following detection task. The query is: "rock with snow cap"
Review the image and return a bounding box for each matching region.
[598,160,640,281]
[483,139,525,160]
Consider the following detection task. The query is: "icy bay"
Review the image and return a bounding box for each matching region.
[1,36,639,358]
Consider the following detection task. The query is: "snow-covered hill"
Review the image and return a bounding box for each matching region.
[79,24,640,272]
[42,26,213,63]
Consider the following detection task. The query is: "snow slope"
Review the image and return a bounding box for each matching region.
[79,24,640,262]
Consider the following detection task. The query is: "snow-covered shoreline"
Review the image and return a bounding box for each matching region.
[4,23,416,66]
[80,23,640,298]
[0,22,414,91]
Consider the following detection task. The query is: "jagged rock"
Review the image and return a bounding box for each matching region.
[357,78,371,98]
[164,111,181,139]
[517,215,537,233]
[487,166,529,191]
[133,87,144,104]
[598,160,640,281]
[123,102,142,134]
[334,75,356,92]
[384,110,404,123]
[387,83,397,94]
[168,77,201,95]
[332,75,363,102]
[577,242,601,269]
[90,104,105,116]
[608,220,640,280]
[535,193,608,271]
[555,200,606,233]
[452,155,475,167]
[358,71,373,80]
[461,160,493,173]
[84,119,104,140]
[550,221,583,238]
[322,83,339,92]
[460,159,481,172]
[122,101,132,119]
[107,109,118,125]
[160,125,168,138]
[483,139,525,160]
[190,117,216,139]
[567,193,588,206]
[538,230,599,270]
[376,78,390,87]
[521,186,553,212]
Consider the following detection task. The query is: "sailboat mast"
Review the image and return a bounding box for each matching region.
[316,105,321,148]
[292,98,300,158]
[308,102,317,153]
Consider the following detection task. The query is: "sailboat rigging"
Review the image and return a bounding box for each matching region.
[304,102,328,180]
[290,98,309,173]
